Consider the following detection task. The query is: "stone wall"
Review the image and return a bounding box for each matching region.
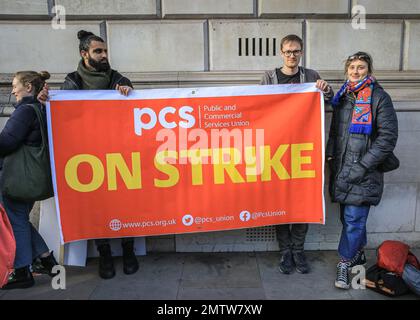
[1,0,419,251]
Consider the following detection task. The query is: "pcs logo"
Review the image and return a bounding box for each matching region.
[134,106,196,136]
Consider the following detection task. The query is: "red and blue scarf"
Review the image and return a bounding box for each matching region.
[332,76,375,135]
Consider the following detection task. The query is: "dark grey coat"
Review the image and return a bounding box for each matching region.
[260,66,334,101]
[326,82,398,206]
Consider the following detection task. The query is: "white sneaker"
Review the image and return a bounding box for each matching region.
[335,261,350,289]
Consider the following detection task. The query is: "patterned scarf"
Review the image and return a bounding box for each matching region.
[332,75,375,135]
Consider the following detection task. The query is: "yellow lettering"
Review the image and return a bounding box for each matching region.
[261,145,290,181]
[65,154,104,192]
[245,146,257,182]
[213,148,245,184]
[106,153,142,191]
[180,149,210,186]
[154,151,180,188]
[291,143,315,179]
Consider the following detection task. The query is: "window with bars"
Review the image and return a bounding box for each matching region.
[238,37,278,57]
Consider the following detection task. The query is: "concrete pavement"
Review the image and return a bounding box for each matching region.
[1,250,419,300]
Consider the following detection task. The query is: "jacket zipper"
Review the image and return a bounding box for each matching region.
[334,95,355,182]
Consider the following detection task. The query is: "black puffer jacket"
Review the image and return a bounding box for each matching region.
[326,82,398,206]
[62,69,133,90]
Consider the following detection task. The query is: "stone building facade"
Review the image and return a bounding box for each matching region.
[1,0,419,252]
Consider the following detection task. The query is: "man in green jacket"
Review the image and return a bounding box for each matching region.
[38,30,138,280]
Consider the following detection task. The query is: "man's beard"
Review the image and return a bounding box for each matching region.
[88,56,110,72]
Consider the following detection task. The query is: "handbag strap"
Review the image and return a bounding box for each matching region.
[27,103,48,151]
[373,266,388,289]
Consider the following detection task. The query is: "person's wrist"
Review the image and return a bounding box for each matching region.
[323,85,331,94]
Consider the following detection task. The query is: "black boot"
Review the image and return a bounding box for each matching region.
[122,241,139,275]
[97,244,115,279]
[278,250,294,274]
[292,251,310,274]
[32,257,47,275]
[1,266,34,290]
[40,251,59,277]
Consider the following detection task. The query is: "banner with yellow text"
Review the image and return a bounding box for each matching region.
[47,84,325,243]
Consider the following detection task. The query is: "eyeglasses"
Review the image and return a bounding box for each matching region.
[282,50,302,57]
[348,54,370,62]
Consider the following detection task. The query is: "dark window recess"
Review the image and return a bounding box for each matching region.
[273,38,276,56]
[266,38,269,56]
[238,37,278,57]
[245,38,249,56]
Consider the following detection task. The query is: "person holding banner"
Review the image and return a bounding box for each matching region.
[261,34,333,275]
[38,30,138,280]
[0,71,58,290]
[327,52,398,289]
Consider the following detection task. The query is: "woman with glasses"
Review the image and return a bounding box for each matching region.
[326,52,398,289]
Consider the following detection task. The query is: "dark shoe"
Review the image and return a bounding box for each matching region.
[122,241,139,275]
[97,244,115,279]
[40,252,59,277]
[32,258,48,275]
[1,266,34,290]
[293,251,310,274]
[278,250,294,274]
[349,250,366,268]
[335,261,350,290]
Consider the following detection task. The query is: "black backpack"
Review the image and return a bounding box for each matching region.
[364,264,410,297]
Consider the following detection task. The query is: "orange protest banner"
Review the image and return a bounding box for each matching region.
[47,84,325,243]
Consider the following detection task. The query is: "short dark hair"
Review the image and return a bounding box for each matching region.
[345,51,374,75]
[280,34,303,51]
[77,30,105,53]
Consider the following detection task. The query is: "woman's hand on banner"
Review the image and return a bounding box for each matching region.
[37,83,49,106]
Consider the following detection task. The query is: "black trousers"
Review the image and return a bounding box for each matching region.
[276,224,308,253]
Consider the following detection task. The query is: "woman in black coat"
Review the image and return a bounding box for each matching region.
[0,71,58,290]
[326,52,398,289]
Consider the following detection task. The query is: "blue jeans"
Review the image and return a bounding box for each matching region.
[402,264,420,296]
[338,204,370,261]
[2,196,49,269]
